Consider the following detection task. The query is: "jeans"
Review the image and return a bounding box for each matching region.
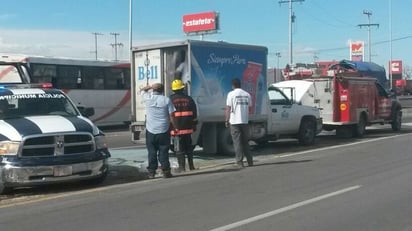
[146,130,171,173]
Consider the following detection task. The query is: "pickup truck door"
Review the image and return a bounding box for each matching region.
[268,88,298,133]
[375,83,392,119]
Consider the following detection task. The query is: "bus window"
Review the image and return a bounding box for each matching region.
[104,67,128,89]
[31,64,57,84]
[83,67,104,89]
[57,66,81,89]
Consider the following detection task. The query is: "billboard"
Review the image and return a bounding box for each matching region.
[389,60,403,75]
[350,41,364,61]
[182,11,218,34]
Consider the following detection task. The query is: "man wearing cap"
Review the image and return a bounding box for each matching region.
[170,79,198,172]
[141,83,176,178]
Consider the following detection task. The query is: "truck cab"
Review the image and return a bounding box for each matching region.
[0,83,110,194]
[265,85,323,145]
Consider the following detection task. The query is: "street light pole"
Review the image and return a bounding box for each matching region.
[389,0,393,89]
[275,52,281,82]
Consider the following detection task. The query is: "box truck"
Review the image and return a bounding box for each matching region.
[130,40,321,154]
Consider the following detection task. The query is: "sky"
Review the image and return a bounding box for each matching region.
[0,0,410,72]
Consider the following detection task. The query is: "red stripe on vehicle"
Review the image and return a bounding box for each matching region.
[92,90,131,123]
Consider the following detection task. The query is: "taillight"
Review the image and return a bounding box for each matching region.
[340,90,348,102]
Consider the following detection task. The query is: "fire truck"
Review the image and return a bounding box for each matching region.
[274,61,402,138]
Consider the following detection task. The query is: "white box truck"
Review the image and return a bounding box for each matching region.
[130,40,322,154]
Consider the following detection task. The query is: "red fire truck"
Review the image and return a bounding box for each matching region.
[274,61,402,138]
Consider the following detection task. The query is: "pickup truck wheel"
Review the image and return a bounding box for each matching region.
[391,110,402,131]
[0,183,12,195]
[298,119,316,145]
[353,114,367,137]
[218,127,234,156]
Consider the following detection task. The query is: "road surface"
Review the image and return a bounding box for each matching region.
[1,126,412,231]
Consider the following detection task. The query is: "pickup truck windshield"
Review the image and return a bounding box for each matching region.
[0,62,31,83]
[0,93,78,119]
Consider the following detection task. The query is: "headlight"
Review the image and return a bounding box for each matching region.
[95,135,108,149]
[0,141,20,156]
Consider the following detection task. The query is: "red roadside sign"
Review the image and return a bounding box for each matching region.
[182,11,217,33]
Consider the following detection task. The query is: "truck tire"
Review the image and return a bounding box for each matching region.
[391,109,402,131]
[218,127,235,156]
[298,119,316,145]
[0,183,12,195]
[353,114,367,137]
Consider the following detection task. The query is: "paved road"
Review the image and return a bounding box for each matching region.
[1,127,412,230]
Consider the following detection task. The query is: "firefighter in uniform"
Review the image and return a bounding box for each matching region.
[170,79,198,171]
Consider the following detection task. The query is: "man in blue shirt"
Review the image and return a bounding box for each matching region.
[141,83,176,178]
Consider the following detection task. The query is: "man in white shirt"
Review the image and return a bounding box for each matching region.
[225,78,253,167]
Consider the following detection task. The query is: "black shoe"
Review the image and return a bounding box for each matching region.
[236,162,245,168]
[163,171,173,178]
[147,172,156,179]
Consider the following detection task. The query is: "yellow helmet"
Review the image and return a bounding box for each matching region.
[171,79,185,91]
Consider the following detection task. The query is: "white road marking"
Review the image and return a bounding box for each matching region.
[402,122,412,126]
[209,185,362,231]
[276,133,411,159]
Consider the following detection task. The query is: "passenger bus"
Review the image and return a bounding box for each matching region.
[0,53,131,127]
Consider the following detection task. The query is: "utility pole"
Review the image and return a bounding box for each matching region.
[389,0,393,89]
[358,10,379,62]
[110,32,124,62]
[275,52,281,81]
[279,0,304,66]
[92,32,103,60]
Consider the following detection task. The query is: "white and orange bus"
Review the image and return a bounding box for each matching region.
[0,54,131,127]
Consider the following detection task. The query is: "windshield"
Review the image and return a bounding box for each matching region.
[0,92,79,119]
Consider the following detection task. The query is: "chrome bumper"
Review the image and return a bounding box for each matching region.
[0,159,108,187]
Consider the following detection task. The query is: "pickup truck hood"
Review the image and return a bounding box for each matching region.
[0,115,99,141]
[272,80,313,103]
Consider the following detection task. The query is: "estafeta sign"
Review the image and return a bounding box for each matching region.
[182,11,218,33]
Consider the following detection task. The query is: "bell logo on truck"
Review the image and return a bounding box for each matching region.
[137,65,158,80]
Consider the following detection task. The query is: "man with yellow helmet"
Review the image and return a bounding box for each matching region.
[170,79,198,171]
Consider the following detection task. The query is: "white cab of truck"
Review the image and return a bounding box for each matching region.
[262,84,323,146]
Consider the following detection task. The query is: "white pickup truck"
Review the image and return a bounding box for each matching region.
[250,84,323,147]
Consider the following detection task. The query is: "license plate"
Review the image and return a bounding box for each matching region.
[54,166,73,177]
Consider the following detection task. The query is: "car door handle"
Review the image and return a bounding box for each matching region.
[272,108,277,113]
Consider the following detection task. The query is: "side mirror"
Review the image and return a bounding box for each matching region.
[78,106,95,117]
